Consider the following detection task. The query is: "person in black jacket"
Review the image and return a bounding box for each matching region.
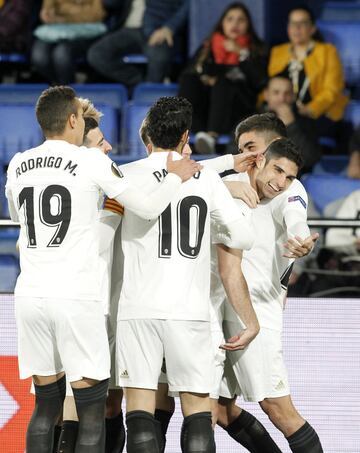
[262,75,321,172]
[87,0,189,88]
[178,2,268,154]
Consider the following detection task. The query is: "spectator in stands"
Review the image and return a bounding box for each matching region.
[347,127,360,179]
[0,0,33,54]
[31,0,106,84]
[326,189,360,256]
[178,2,267,154]
[262,75,321,171]
[268,6,348,129]
[87,0,189,88]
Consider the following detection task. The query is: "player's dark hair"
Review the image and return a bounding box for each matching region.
[36,86,79,136]
[265,137,304,170]
[83,117,99,144]
[146,96,192,150]
[235,112,287,146]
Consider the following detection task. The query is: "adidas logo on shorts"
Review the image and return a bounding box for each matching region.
[120,370,129,378]
[275,380,285,391]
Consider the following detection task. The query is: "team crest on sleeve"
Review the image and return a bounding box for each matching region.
[288,195,306,209]
[111,162,124,178]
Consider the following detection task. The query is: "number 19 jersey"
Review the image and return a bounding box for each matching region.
[118,151,248,322]
[5,140,129,301]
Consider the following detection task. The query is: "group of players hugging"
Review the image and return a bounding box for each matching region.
[6,86,323,452]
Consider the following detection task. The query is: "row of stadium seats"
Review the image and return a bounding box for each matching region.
[0,82,178,162]
[2,82,360,164]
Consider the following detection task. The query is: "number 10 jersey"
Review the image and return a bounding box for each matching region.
[118,152,247,322]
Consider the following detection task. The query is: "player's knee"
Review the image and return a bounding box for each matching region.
[261,399,290,428]
[126,410,159,453]
[29,376,66,435]
[181,412,215,453]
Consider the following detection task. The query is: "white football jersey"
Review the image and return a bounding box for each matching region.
[5,140,129,301]
[212,176,309,331]
[118,151,250,322]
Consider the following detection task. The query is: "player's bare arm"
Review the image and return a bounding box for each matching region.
[216,245,259,351]
[283,233,319,259]
[224,181,260,208]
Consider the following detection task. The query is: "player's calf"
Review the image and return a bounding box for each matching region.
[126,410,160,453]
[72,378,109,453]
[27,374,66,453]
[180,412,215,453]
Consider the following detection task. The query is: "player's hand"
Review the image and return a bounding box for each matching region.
[233,150,263,173]
[283,232,319,258]
[224,181,259,208]
[166,152,202,182]
[148,26,174,46]
[220,327,259,351]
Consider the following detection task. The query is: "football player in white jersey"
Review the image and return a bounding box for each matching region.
[215,114,323,453]
[5,86,201,453]
[115,96,255,453]
[55,98,125,453]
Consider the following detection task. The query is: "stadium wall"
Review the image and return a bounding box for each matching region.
[0,295,359,452]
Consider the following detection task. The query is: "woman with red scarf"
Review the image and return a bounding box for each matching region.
[178,2,268,153]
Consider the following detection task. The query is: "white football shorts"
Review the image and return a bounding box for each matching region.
[220,321,290,402]
[16,297,110,382]
[117,319,214,393]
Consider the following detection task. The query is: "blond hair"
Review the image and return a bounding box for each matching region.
[79,97,103,123]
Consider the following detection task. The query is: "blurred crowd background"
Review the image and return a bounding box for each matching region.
[0,0,359,296]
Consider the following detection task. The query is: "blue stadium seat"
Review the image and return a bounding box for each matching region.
[317,20,360,86]
[121,102,151,157]
[0,84,48,104]
[0,53,28,63]
[72,84,128,111]
[123,54,148,64]
[132,83,179,103]
[0,254,19,292]
[302,174,360,214]
[93,104,119,148]
[0,104,43,164]
[312,155,349,175]
[344,100,360,127]
[320,2,360,21]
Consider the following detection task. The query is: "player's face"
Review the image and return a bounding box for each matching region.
[181,143,192,160]
[237,131,268,154]
[256,157,298,199]
[86,127,112,154]
[222,8,248,39]
[287,10,315,46]
[265,78,294,110]
[74,102,85,146]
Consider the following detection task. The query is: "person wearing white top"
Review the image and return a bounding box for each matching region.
[214,113,322,453]
[5,86,201,453]
[115,97,255,453]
